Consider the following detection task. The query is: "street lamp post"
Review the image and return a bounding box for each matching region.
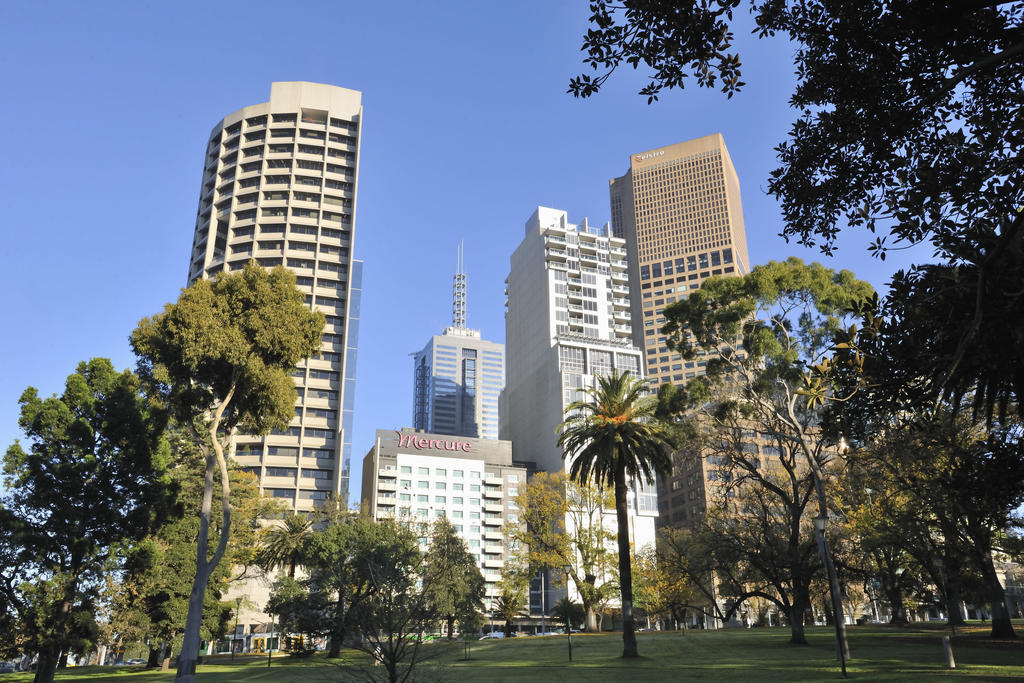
[267,614,275,669]
[814,515,849,678]
[561,565,573,662]
[232,597,242,661]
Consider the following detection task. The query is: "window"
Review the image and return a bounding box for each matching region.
[436,482,446,490]
[453,496,464,505]
[400,465,412,473]
[418,481,429,489]
[435,496,446,504]
[417,495,428,503]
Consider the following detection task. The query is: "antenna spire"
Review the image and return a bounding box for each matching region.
[453,241,467,328]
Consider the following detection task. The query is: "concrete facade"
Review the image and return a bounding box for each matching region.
[500,206,659,569]
[187,81,363,510]
[609,135,751,526]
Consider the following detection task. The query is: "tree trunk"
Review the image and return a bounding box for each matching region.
[978,552,1016,638]
[883,580,908,625]
[177,396,235,682]
[176,443,233,682]
[447,614,456,640]
[945,576,966,627]
[614,467,638,658]
[33,648,58,683]
[328,595,345,658]
[788,603,808,645]
[147,647,160,668]
[584,605,599,632]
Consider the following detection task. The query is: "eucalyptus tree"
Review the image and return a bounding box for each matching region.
[661,258,873,656]
[131,262,323,682]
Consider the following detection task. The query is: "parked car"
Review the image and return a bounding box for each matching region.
[125,659,146,666]
[0,662,16,674]
[479,632,505,640]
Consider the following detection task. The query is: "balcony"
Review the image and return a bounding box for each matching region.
[545,248,567,261]
[484,476,503,486]
[483,558,504,569]
[377,480,397,491]
[482,487,502,499]
[483,530,503,542]
[484,503,503,514]
[482,516,503,527]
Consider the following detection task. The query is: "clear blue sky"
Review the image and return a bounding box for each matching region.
[0,1,922,506]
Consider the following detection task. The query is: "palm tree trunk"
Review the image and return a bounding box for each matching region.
[614,466,638,658]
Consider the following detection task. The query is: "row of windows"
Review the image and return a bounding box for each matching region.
[265,467,334,479]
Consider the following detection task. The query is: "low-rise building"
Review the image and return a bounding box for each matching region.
[361,428,530,609]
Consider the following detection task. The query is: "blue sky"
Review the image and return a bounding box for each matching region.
[0,1,923,505]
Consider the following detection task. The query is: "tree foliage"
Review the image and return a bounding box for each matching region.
[848,409,1024,638]
[572,0,1024,416]
[508,471,617,632]
[660,259,872,644]
[1,365,162,673]
[558,370,674,658]
[110,434,274,670]
[0,359,170,683]
[422,518,485,639]
[492,581,527,639]
[257,512,314,580]
[131,261,323,682]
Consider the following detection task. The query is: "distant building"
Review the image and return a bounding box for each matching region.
[609,135,751,527]
[361,428,529,611]
[412,244,505,439]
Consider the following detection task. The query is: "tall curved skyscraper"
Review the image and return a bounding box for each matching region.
[186,82,362,509]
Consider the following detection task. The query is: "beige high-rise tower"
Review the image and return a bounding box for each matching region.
[610,134,750,528]
[609,134,750,389]
[187,82,363,510]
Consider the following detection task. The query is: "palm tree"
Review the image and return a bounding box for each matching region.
[492,586,527,638]
[557,371,673,658]
[257,512,313,578]
[552,596,584,632]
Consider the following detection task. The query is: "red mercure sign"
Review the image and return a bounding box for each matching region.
[394,431,472,453]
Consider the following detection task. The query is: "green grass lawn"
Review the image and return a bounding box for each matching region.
[14,623,1024,682]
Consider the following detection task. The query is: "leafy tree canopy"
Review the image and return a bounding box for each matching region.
[0,359,170,681]
[131,261,323,683]
[571,0,1024,416]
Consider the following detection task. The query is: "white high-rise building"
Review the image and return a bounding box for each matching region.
[186,81,362,509]
[500,206,659,566]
